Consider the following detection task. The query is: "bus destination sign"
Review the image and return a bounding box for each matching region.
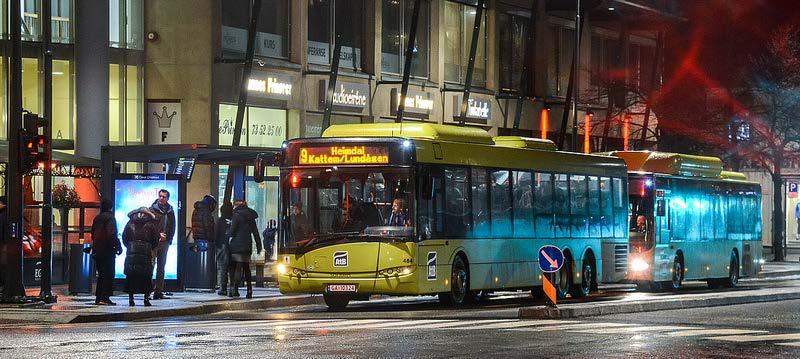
[298,145,390,165]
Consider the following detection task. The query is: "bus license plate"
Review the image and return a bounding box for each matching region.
[327,284,357,293]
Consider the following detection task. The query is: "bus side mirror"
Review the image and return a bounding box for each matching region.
[420,176,434,200]
[254,154,266,183]
[656,199,666,217]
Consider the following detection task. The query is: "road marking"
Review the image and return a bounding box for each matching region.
[575,326,694,335]
[667,329,769,337]
[273,319,387,330]
[506,322,632,332]
[777,342,800,347]
[411,319,512,329]
[707,333,800,342]
[462,320,572,330]
[329,319,448,330]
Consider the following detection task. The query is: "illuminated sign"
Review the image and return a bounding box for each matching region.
[247,73,293,100]
[298,146,389,165]
[390,88,434,119]
[318,80,370,111]
[452,95,492,124]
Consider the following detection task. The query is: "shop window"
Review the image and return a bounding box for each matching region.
[21,0,40,41]
[302,113,362,138]
[218,104,287,147]
[590,35,616,89]
[52,60,72,140]
[111,0,144,49]
[308,0,364,68]
[110,63,143,144]
[444,0,487,86]
[547,25,575,97]
[628,42,656,94]
[222,0,289,59]
[497,7,531,90]
[381,0,429,77]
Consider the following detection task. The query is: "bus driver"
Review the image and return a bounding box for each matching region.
[386,198,410,227]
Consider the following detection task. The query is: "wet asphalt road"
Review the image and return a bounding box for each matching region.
[1,278,800,358]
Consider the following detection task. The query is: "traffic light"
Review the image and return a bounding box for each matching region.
[20,112,50,173]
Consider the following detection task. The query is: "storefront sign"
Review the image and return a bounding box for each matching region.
[222,26,285,59]
[452,95,492,124]
[218,104,286,148]
[298,146,389,165]
[147,100,182,144]
[390,88,434,119]
[308,40,361,66]
[247,73,293,100]
[318,80,370,111]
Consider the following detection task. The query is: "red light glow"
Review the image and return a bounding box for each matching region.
[290,174,301,188]
[584,113,593,154]
[540,108,550,140]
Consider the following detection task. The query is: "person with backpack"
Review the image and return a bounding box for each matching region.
[190,195,217,250]
[91,199,122,306]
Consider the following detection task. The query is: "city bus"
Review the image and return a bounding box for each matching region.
[609,151,763,290]
[258,123,630,310]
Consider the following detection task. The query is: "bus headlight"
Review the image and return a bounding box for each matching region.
[276,263,288,275]
[630,258,650,272]
[378,266,414,276]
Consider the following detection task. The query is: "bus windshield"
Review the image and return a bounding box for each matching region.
[629,176,655,251]
[281,167,414,250]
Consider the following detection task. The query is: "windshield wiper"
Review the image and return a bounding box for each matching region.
[301,231,360,248]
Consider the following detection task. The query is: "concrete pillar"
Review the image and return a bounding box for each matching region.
[75,0,109,159]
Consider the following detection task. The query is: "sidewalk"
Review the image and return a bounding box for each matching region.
[758,260,800,278]
[0,285,322,324]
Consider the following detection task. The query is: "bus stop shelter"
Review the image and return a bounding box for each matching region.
[99,144,281,291]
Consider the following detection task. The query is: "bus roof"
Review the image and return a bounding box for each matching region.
[315,123,627,176]
[609,151,751,181]
[322,123,495,145]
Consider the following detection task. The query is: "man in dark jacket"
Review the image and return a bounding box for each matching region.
[150,189,176,300]
[191,195,216,246]
[227,200,262,298]
[91,199,122,305]
[215,202,233,295]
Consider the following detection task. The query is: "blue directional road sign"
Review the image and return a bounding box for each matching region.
[539,245,564,273]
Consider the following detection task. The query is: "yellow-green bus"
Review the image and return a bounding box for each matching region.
[266,123,630,310]
[610,151,763,290]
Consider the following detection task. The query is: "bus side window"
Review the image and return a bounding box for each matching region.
[471,168,490,238]
[534,173,554,238]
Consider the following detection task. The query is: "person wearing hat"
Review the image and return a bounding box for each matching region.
[190,194,217,250]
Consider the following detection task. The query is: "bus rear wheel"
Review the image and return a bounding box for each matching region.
[323,294,351,311]
[439,255,472,306]
[570,260,594,299]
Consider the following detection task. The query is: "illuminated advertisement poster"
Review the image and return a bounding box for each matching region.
[114,176,181,280]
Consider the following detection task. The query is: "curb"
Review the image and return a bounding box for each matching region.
[0,295,324,324]
[68,295,325,323]
[756,270,800,279]
[518,290,800,319]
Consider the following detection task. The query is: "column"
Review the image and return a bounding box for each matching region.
[75,0,110,159]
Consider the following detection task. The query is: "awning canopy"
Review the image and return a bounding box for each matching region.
[102,144,278,165]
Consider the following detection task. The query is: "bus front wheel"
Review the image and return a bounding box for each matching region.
[323,294,351,311]
[671,257,684,291]
[439,255,472,306]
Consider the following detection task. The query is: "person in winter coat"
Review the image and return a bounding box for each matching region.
[227,200,262,298]
[262,219,277,262]
[215,202,233,296]
[150,189,176,299]
[91,198,122,305]
[191,195,217,246]
[122,207,160,306]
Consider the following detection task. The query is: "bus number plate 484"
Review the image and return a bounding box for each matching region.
[327,284,357,293]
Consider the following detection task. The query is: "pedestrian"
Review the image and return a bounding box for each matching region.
[90,198,122,305]
[122,207,160,306]
[227,199,262,298]
[190,194,217,248]
[150,189,176,300]
[215,202,233,296]
[262,219,277,262]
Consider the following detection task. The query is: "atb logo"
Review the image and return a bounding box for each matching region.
[333,251,348,267]
[427,252,437,280]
